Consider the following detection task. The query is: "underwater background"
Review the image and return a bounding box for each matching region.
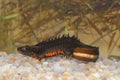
[0,1,120,80]
[0,0,120,58]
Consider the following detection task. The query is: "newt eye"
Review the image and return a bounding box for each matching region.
[21,47,27,51]
[23,46,30,50]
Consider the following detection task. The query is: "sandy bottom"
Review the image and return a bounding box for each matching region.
[0,52,120,80]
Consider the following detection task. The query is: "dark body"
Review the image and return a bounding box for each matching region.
[17,35,99,62]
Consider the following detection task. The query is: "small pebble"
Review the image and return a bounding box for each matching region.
[63,72,71,76]
[0,51,7,57]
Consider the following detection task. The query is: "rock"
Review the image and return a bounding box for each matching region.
[53,63,65,73]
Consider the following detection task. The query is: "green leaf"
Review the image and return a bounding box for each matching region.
[64,26,68,34]
[0,13,20,21]
[85,2,93,10]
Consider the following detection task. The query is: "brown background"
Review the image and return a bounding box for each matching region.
[0,0,120,57]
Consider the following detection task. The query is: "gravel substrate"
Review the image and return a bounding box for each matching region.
[0,51,120,80]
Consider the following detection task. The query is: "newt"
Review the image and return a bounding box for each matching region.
[17,35,99,62]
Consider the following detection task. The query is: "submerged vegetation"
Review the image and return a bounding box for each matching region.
[0,0,120,56]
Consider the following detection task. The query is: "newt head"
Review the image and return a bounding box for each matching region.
[17,45,39,56]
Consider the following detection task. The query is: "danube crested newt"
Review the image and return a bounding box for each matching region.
[17,35,99,62]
